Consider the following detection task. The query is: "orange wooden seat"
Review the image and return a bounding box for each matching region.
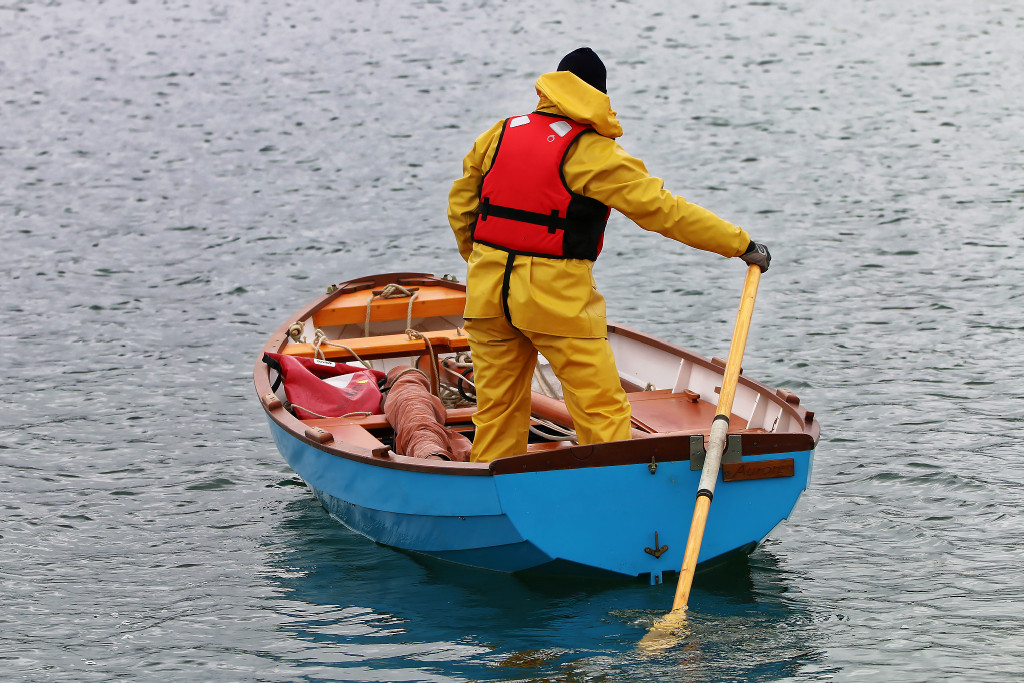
[312,286,466,328]
[280,329,471,362]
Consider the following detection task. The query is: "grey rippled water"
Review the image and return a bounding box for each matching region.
[1,1,1022,681]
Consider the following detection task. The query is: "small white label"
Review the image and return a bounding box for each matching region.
[549,120,572,137]
[313,358,336,367]
[510,115,531,127]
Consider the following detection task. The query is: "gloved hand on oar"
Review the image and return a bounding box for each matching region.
[740,241,771,272]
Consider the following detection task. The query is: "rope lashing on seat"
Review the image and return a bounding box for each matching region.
[405,329,440,397]
[311,328,372,368]
[365,283,418,337]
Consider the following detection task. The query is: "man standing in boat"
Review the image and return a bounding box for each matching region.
[448,47,771,462]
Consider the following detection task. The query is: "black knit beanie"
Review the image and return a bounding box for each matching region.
[557,47,607,94]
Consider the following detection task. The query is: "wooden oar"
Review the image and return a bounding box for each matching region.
[671,263,762,611]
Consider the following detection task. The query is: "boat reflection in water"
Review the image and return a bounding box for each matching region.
[262,494,824,681]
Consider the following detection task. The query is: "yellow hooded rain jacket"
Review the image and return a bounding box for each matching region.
[448,71,752,337]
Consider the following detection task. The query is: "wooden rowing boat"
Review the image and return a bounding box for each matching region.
[254,272,818,584]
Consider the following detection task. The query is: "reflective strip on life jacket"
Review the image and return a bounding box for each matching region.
[473,113,610,261]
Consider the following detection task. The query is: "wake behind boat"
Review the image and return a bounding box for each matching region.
[254,272,818,585]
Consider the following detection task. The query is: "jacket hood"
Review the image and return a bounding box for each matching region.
[534,71,623,139]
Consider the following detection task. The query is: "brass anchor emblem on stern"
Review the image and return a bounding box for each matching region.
[644,531,669,559]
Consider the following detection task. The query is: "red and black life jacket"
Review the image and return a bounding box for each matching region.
[473,112,610,261]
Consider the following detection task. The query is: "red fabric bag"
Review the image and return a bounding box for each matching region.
[264,353,386,419]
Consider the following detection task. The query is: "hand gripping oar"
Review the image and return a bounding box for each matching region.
[673,263,762,611]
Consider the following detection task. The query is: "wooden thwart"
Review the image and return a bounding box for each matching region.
[313,287,467,327]
[281,329,471,361]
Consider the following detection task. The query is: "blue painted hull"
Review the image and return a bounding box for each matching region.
[269,418,814,582]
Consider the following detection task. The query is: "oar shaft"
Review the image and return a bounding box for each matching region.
[673,492,711,609]
[715,268,760,416]
[671,264,761,612]
[672,415,727,611]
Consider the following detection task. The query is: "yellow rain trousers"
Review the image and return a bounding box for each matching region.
[464,308,633,463]
[449,71,753,462]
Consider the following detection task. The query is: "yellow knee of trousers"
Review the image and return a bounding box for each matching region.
[526,332,632,445]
